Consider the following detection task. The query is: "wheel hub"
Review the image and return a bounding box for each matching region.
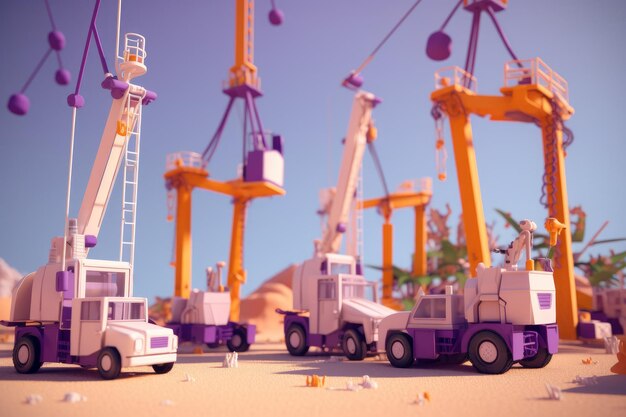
[346,337,356,354]
[391,340,405,359]
[17,344,30,364]
[289,331,301,348]
[231,334,242,348]
[101,354,112,371]
[478,341,498,363]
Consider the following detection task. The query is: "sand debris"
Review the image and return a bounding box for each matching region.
[344,375,379,391]
[545,384,562,400]
[572,375,598,386]
[306,375,326,388]
[223,352,239,368]
[414,392,431,406]
[581,357,598,365]
[604,336,619,354]
[24,394,43,405]
[63,392,87,403]
[182,373,196,382]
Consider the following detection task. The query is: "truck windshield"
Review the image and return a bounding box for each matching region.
[107,301,146,321]
[330,262,352,275]
[342,282,375,301]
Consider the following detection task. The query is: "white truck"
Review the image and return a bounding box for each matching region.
[378,219,560,374]
[278,91,396,360]
[2,33,177,379]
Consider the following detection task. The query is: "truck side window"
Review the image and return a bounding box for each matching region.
[319,281,336,300]
[80,301,101,321]
[413,299,431,318]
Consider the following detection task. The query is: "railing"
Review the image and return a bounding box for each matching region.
[166,151,206,171]
[122,33,147,64]
[434,66,478,93]
[504,58,569,104]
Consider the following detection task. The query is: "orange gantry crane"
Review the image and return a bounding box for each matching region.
[165,0,285,322]
[430,58,578,339]
[357,179,432,309]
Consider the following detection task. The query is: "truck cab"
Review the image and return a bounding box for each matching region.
[285,253,395,360]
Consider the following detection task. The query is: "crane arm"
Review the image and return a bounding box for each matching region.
[76,85,143,237]
[318,91,378,255]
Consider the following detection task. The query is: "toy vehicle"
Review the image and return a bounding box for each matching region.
[279,253,395,360]
[166,262,255,352]
[1,32,177,379]
[277,91,395,360]
[378,219,560,374]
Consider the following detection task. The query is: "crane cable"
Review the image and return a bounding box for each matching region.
[347,0,425,82]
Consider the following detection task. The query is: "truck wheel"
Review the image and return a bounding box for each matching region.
[468,331,513,374]
[97,347,122,380]
[13,335,43,374]
[342,329,367,361]
[519,347,552,368]
[385,333,414,368]
[285,324,309,356]
[227,327,251,352]
[153,362,175,374]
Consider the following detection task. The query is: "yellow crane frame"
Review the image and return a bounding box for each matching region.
[358,183,432,309]
[430,59,578,339]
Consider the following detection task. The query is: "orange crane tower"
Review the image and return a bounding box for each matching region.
[357,179,432,309]
[430,59,578,339]
[165,0,285,322]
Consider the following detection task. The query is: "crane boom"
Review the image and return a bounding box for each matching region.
[319,91,378,255]
[229,0,258,89]
[77,88,142,238]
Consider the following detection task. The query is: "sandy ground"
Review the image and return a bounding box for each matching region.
[0,341,624,417]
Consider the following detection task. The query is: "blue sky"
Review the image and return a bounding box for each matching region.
[1,0,625,302]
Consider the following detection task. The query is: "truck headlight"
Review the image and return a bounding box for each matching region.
[134,338,144,353]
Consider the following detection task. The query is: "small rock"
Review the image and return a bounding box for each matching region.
[360,375,378,389]
[25,394,43,405]
[223,352,238,368]
[572,375,598,386]
[414,392,430,406]
[182,373,196,382]
[63,392,87,403]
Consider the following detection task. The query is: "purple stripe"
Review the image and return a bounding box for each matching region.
[538,293,552,310]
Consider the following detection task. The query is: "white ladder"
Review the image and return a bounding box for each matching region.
[119,92,143,270]
[347,163,365,264]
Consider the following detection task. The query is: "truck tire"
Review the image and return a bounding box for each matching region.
[97,347,122,380]
[153,362,175,374]
[227,327,251,352]
[519,346,552,368]
[386,333,414,368]
[13,335,43,374]
[285,324,309,356]
[342,329,367,361]
[468,331,513,374]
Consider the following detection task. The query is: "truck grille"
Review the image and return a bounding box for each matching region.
[537,293,552,310]
[150,336,169,349]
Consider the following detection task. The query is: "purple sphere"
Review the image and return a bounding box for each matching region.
[48,30,66,51]
[55,68,71,85]
[268,8,284,26]
[426,31,452,61]
[7,93,30,116]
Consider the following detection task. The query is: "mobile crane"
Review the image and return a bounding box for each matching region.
[164,0,285,351]
[2,7,177,380]
[379,218,562,374]
[278,91,396,360]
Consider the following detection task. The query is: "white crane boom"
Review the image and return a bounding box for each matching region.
[318,91,378,255]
